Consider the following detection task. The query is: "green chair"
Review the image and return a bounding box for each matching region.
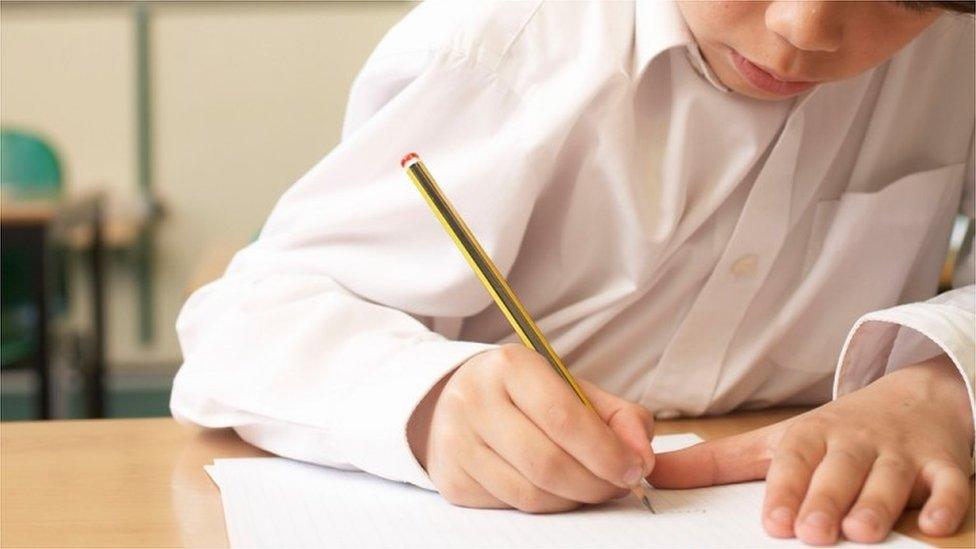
[1,129,64,416]
[1,130,62,200]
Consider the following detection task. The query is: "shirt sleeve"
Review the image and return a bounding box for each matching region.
[170,21,547,490]
[833,135,976,448]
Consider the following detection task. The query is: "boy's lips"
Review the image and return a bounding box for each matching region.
[729,49,817,97]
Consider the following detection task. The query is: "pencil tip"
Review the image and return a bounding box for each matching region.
[641,494,656,514]
[637,478,656,513]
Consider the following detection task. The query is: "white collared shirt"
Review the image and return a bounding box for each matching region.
[171,1,975,489]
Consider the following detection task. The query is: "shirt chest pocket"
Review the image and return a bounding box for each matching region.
[770,162,965,373]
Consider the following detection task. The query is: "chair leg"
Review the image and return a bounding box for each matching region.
[29,226,52,420]
[87,202,106,418]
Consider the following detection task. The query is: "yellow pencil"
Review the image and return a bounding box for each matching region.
[400,152,655,513]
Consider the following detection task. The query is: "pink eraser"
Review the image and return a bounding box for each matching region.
[400,152,419,168]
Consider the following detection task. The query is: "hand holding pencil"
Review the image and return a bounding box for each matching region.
[408,345,656,513]
[403,153,657,513]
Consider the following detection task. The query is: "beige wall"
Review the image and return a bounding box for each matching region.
[1,1,414,369]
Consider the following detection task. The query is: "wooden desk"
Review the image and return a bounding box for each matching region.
[0,197,145,249]
[1,410,973,548]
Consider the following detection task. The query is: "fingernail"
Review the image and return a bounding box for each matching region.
[804,511,832,531]
[623,465,643,487]
[850,508,880,531]
[926,508,951,528]
[769,506,793,525]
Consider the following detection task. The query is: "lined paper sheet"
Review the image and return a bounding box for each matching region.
[206,434,926,548]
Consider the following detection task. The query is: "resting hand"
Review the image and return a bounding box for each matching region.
[649,354,974,545]
[407,344,656,513]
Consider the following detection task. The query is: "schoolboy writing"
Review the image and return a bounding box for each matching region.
[172,1,975,545]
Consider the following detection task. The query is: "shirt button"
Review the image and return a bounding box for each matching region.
[729,254,758,278]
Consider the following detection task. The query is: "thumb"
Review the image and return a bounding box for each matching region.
[647,422,781,488]
[580,380,656,475]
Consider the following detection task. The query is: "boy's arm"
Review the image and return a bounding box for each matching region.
[170,27,544,490]
[833,132,975,444]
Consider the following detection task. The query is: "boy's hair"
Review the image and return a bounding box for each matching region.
[899,1,976,14]
[935,1,976,13]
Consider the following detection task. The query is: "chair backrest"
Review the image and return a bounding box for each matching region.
[1,128,64,354]
[0,128,63,199]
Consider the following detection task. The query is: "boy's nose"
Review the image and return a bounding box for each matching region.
[765,1,843,53]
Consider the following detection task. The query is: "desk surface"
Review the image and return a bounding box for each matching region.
[1,410,972,548]
[0,196,144,248]
[0,199,58,224]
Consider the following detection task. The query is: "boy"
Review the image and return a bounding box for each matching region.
[172,1,975,545]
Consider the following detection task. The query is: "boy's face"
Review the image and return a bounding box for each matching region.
[677,1,942,100]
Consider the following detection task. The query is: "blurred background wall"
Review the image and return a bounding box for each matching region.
[1,0,414,418]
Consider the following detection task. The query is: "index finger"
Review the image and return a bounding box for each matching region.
[648,426,773,488]
[504,360,644,489]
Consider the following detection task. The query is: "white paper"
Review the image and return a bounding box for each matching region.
[205,434,926,548]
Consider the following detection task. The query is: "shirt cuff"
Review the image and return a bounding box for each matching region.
[331,338,495,491]
[832,301,975,460]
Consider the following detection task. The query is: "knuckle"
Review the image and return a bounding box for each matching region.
[846,425,881,443]
[888,428,912,449]
[496,344,530,366]
[545,402,576,436]
[775,435,823,469]
[488,345,541,385]
[580,482,623,505]
[809,492,844,515]
[930,457,964,473]
[436,427,469,458]
[826,446,872,469]
[631,404,654,425]
[479,353,511,380]
[924,459,969,486]
[499,344,551,373]
[855,501,896,524]
[920,458,952,479]
[513,484,551,514]
[875,455,912,476]
[773,446,816,472]
[438,385,474,414]
[766,492,802,510]
[779,424,808,449]
[771,485,804,506]
[436,475,472,505]
[792,414,832,436]
[527,450,565,488]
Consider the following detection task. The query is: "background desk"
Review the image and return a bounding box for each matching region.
[1,409,973,548]
[0,195,108,418]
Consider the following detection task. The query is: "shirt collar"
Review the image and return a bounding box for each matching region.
[684,44,731,93]
[634,0,729,93]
